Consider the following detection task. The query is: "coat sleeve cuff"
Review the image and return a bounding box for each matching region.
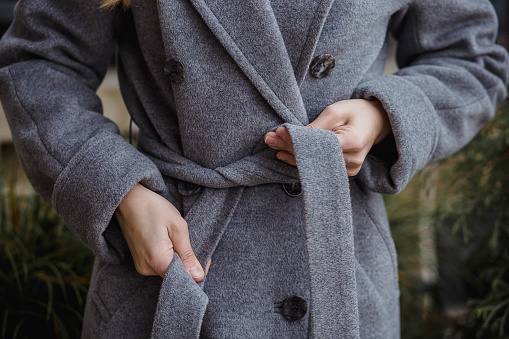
[51,131,167,263]
[352,74,438,194]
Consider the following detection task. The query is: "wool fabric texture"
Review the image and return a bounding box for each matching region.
[0,0,508,338]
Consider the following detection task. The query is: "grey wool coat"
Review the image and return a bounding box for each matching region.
[0,0,508,337]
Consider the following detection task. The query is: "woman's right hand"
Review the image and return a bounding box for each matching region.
[115,183,205,281]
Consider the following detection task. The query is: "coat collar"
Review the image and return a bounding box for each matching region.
[157,0,335,125]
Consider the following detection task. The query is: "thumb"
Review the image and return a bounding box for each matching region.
[178,250,204,282]
[171,224,205,282]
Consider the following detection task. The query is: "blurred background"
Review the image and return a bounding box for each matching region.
[1,1,508,338]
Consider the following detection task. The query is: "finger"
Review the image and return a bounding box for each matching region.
[265,126,293,151]
[138,226,175,278]
[343,152,365,169]
[119,218,174,278]
[346,163,362,177]
[264,132,284,150]
[334,126,364,153]
[145,248,175,279]
[275,126,290,143]
[343,152,366,176]
[276,127,295,155]
[132,257,158,277]
[169,219,204,282]
[309,104,349,130]
[265,129,294,155]
[276,151,297,166]
[205,259,212,276]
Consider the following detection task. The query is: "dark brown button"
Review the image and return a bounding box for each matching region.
[164,58,186,83]
[309,54,335,78]
[282,182,302,197]
[178,181,201,196]
[282,296,307,321]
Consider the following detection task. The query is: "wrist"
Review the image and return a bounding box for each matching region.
[370,99,391,144]
[117,183,143,217]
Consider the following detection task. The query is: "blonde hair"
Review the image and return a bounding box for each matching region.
[100,0,131,9]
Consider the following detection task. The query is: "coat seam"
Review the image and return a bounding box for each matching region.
[6,66,65,170]
[434,84,499,112]
[53,136,97,213]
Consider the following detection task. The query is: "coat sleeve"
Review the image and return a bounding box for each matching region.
[352,0,509,194]
[0,0,167,262]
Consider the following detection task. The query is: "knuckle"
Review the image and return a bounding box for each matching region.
[349,157,364,168]
[322,105,336,117]
[134,262,152,276]
[145,251,167,272]
[176,218,188,230]
[348,168,360,176]
[178,249,196,263]
[171,219,189,235]
[349,139,363,152]
[145,253,160,270]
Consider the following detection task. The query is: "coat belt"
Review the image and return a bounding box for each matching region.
[145,123,360,339]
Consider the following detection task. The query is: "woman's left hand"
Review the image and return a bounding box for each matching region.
[264,99,391,176]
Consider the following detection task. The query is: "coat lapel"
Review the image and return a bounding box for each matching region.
[157,0,308,125]
[189,0,309,124]
[157,0,339,125]
[294,0,336,86]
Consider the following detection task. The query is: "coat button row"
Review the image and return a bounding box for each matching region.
[309,54,335,78]
[164,58,186,84]
[178,180,202,196]
[274,296,308,321]
[282,182,302,197]
[165,54,334,83]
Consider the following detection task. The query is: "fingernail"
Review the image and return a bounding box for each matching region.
[188,266,204,279]
[265,136,276,145]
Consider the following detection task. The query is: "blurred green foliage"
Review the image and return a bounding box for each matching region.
[387,99,509,338]
[386,171,446,339]
[0,179,94,339]
[433,99,509,338]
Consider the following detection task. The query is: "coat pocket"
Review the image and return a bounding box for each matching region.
[350,179,399,291]
[91,260,160,338]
